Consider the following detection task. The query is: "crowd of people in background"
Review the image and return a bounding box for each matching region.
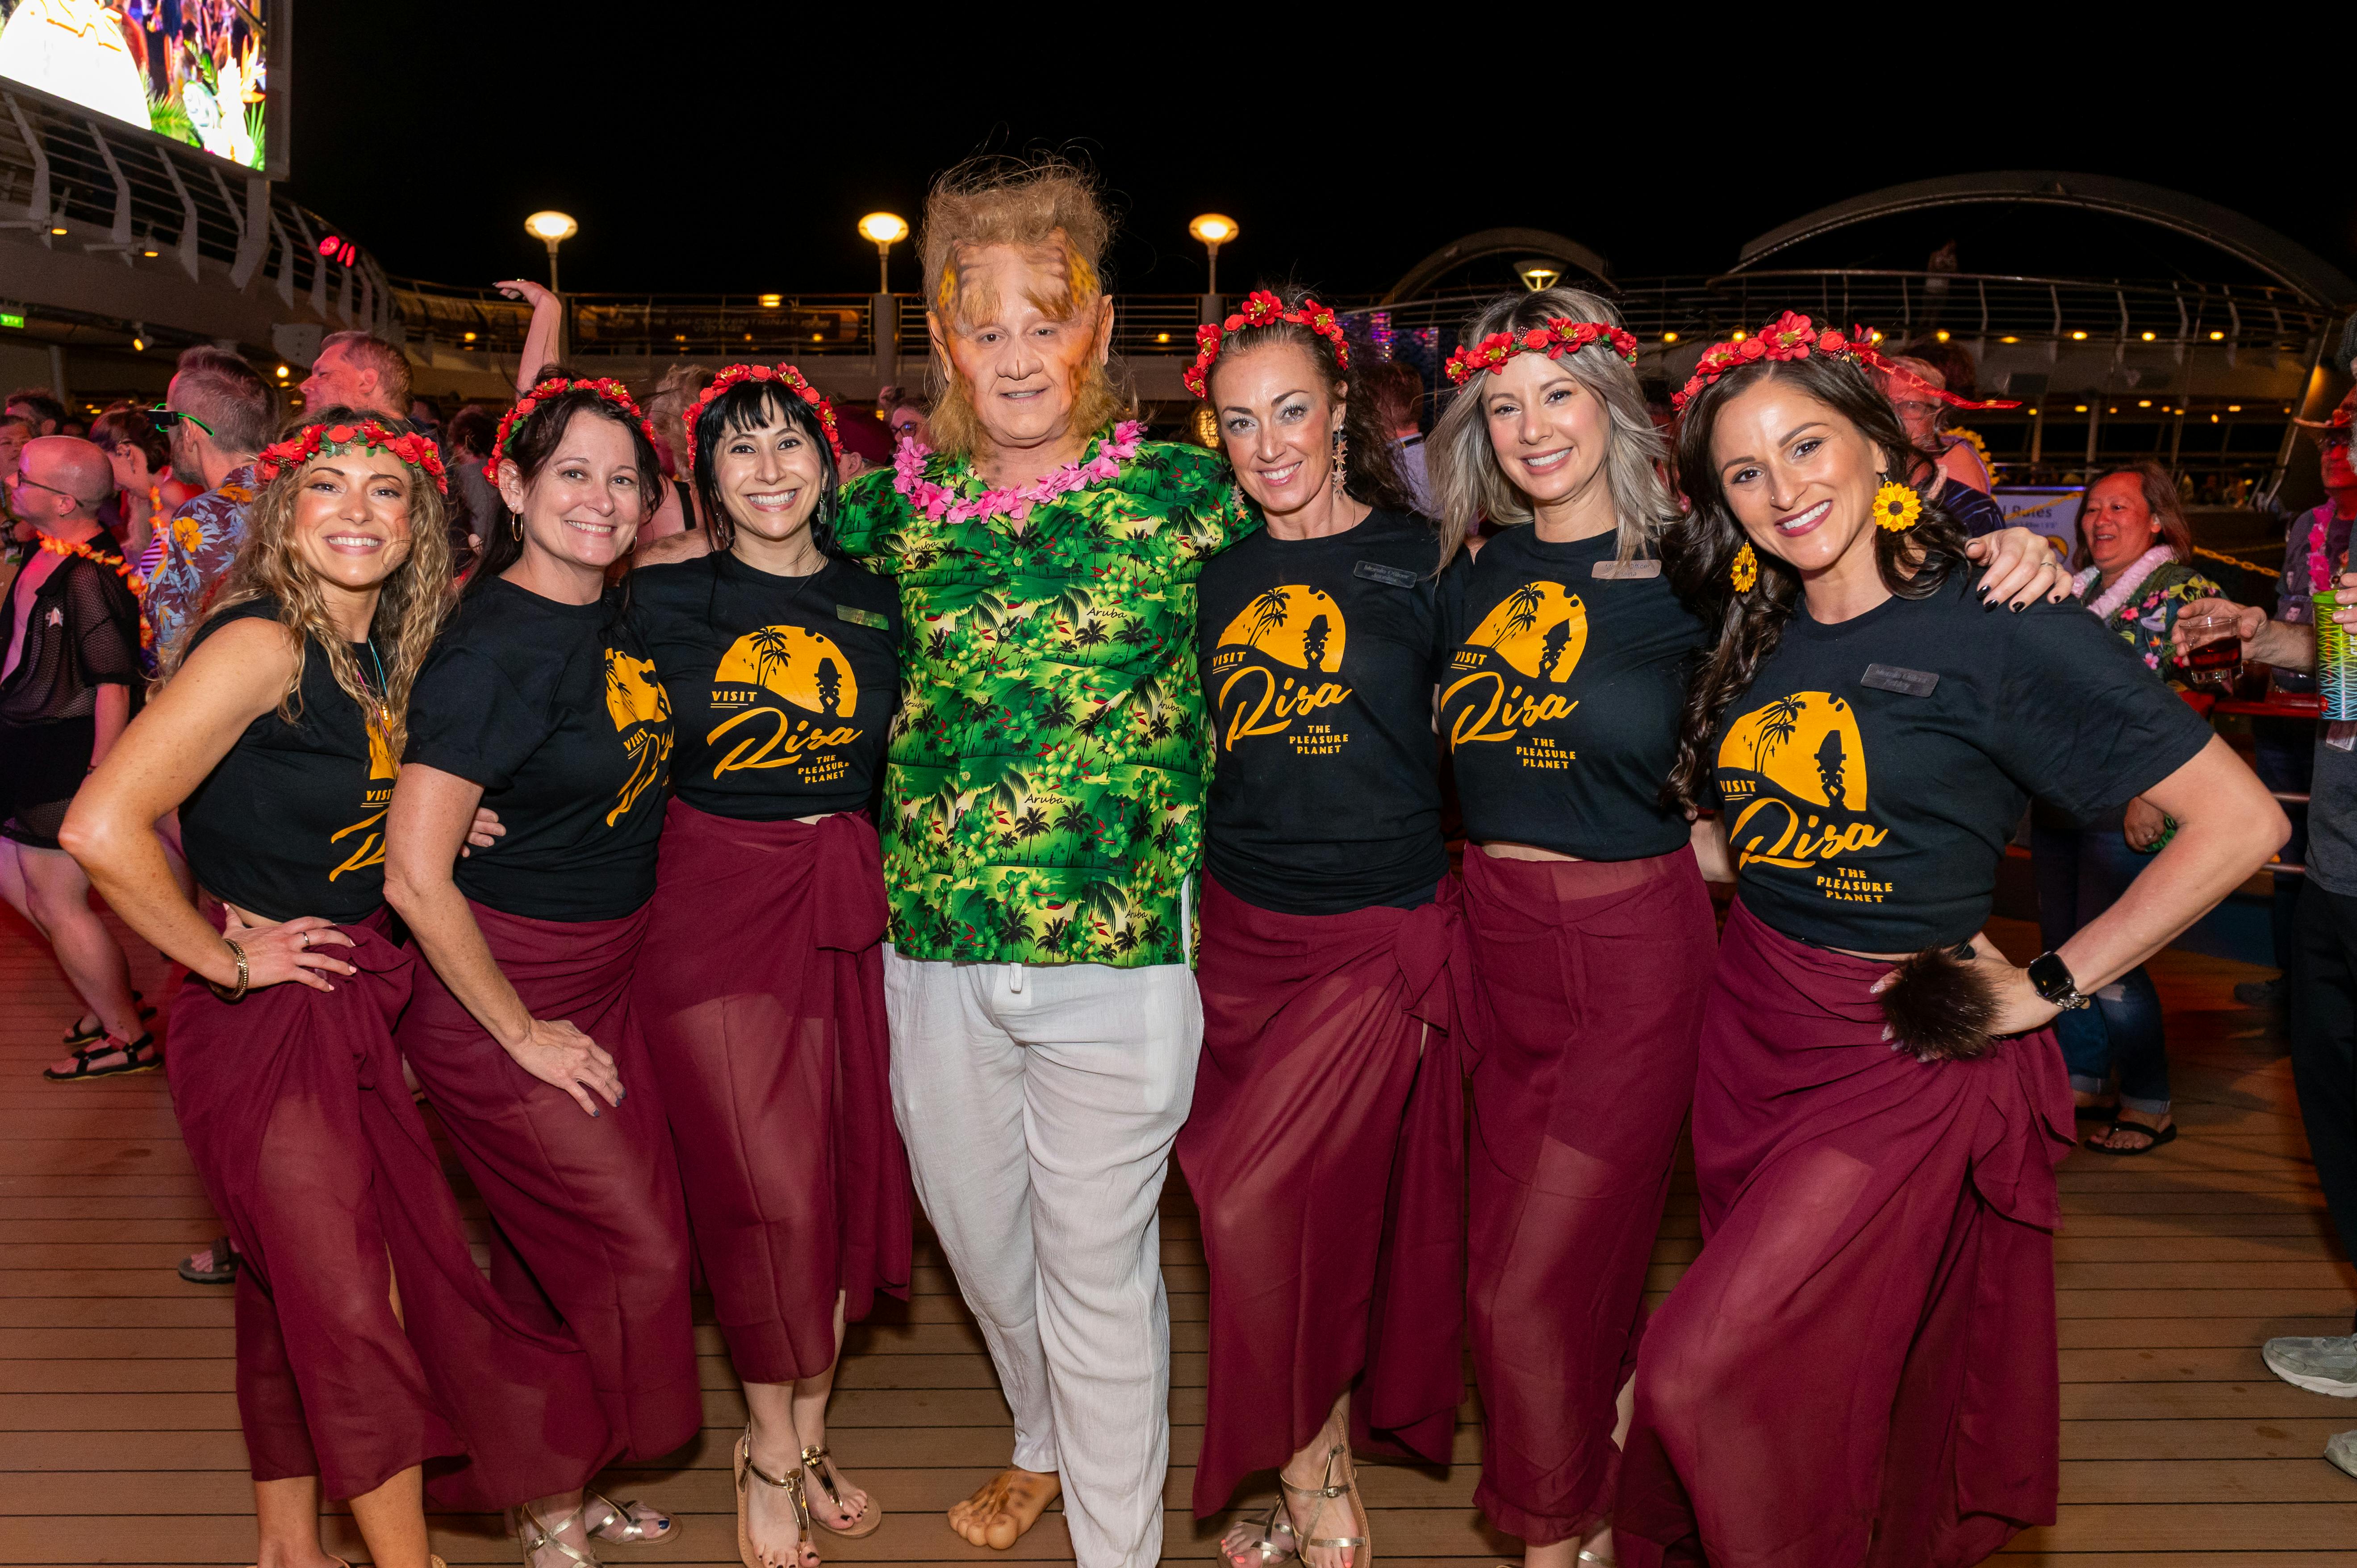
[0,153,2353,1568]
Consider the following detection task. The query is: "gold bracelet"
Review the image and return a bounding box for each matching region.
[207,938,249,1002]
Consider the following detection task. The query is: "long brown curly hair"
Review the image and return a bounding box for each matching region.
[163,407,453,756]
[1662,355,1966,810]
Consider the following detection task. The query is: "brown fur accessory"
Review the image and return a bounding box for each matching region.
[1878,943,1999,1063]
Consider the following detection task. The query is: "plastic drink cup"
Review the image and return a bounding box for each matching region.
[2178,614,2242,692]
[2315,592,2357,718]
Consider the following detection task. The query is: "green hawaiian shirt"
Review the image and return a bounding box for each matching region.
[833,426,1257,967]
[2076,558,2225,680]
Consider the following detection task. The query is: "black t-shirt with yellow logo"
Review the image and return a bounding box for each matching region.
[1197,508,1450,916]
[1437,524,1707,860]
[1711,571,2214,953]
[627,551,900,821]
[405,577,674,922]
[180,598,394,924]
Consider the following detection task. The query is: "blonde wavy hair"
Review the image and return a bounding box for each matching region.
[1428,286,1682,567]
[919,155,1126,457]
[162,409,453,755]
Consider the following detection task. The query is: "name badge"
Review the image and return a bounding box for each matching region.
[1861,663,1939,697]
[1591,559,1662,580]
[836,605,889,630]
[1354,560,1418,588]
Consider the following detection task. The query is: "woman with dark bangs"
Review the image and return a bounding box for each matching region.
[385,379,696,1565]
[1614,317,2285,1568]
[628,364,908,1568]
[64,411,607,1568]
[1179,286,1463,1568]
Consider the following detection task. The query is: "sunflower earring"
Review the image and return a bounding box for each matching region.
[1871,477,1922,531]
[1730,541,1758,592]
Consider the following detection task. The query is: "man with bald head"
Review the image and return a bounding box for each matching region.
[1,437,150,1079]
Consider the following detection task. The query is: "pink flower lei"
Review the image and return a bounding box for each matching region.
[893,420,1145,526]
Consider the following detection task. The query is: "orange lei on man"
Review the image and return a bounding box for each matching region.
[38,534,154,648]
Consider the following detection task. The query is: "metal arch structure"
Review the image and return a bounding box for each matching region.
[1382,227,1612,305]
[1733,171,2357,309]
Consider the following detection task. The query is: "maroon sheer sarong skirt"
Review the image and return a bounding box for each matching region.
[397,898,701,1463]
[168,909,613,1508]
[1180,874,1466,1517]
[1459,847,1713,1546]
[636,801,911,1384]
[1617,900,2075,1568]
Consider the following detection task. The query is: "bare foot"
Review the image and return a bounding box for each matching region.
[2086,1109,2175,1152]
[947,1467,1059,1550]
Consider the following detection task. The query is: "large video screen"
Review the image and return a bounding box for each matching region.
[0,0,270,171]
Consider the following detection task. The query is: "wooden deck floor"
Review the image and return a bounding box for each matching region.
[3,908,2355,1566]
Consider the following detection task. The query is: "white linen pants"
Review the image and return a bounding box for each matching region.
[885,945,1204,1568]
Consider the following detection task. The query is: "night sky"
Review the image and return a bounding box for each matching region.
[285,26,2357,304]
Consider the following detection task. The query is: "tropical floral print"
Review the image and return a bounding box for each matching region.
[142,464,259,674]
[2073,557,2223,677]
[833,428,1257,966]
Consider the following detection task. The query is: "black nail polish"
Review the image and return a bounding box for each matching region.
[2013,601,2026,613]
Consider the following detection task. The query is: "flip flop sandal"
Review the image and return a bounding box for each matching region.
[801,1444,883,1538]
[178,1237,238,1284]
[43,1034,161,1082]
[583,1486,677,1545]
[59,993,150,1049]
[2084,1119,2178,1156]
[737,1427,817,1568]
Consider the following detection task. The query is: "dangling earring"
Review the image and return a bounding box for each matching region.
[510,513,523,541]
[1871,476,1922,532]
[1330,428,1349,492]
[1730,541,1758,593]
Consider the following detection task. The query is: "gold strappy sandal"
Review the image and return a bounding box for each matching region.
[582,1486,677,1544]
[516,1502,595,1568]
[737,1426,818,1568]
[1220,1499,1300,1566]
[1279,1444,1370,1568]
[801,1443,883,1538]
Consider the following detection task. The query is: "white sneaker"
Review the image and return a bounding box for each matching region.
[2263,1334,2357,1397]
[2328,1430,2357,1480]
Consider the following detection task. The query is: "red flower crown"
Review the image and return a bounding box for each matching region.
[681,363,843,467]
[1183,289,1350,400]
[1443,317,1639,386]
[1670,311,2022,413]
[255,418,449,496]
[486,377,663,477]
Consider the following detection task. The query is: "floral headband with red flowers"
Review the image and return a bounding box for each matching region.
[1183,289,1350,400]
[486,377,663,477]
[255,418,449,496]
[1443,317,1641,387]
[681,363,843,466]
[1670,310,2022,412]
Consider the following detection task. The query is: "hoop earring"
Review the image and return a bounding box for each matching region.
[1871,477,1922,532]
[1330,428,1348,492]
[510,513,523,542]
[1730,541,1758,593]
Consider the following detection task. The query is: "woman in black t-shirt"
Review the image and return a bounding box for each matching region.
[629,366,908,1566]
[1617,320,2286,1567]
[1422,288,1720,1568]
[385,380,694,1564]
[63,413,612,1564]
[1179,288,1461,1565]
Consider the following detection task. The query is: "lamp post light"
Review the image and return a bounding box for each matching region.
[1189,213,1237,306]
[860,212,911,388]
[524,210,578,293]
[858,211,909,294]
